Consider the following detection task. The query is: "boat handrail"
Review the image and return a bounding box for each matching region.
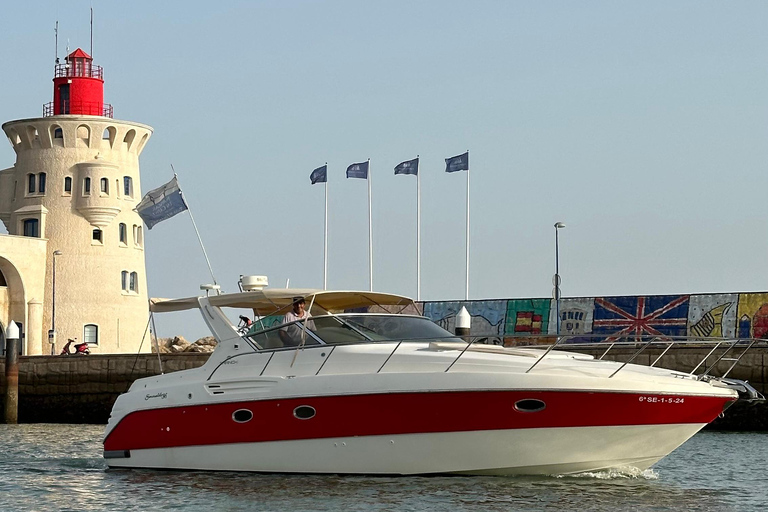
[206,333,763,382]
[521,335,765,381]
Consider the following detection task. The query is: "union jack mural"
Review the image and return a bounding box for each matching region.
[421,292,765,345]
[592,295,690,341]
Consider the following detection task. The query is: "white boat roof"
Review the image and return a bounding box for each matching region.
[149,289,414,316]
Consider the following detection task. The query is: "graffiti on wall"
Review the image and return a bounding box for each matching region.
[504,299,550,336]
[421,292,768,342]
[736,293,768,339]
[423,300,506,344]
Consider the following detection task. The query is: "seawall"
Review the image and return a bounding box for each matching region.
[1,347,766,428]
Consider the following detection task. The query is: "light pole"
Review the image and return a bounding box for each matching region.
[554,223,565,335]
[50,250,62,355]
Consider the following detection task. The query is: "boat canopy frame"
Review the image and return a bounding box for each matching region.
[149,289,415,317]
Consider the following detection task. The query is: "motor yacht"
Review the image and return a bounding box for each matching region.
[103,288,761,475]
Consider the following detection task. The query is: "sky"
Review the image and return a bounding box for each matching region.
[2,1,768,341]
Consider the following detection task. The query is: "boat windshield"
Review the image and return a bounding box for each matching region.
[244,314,462,350]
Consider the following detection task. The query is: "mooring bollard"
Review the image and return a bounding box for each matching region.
[455,306,471,343]
[4,321,20,424]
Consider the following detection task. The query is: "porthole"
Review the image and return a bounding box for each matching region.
[293,405,316,420]
[514,399,546,413]
[232,409,253,423]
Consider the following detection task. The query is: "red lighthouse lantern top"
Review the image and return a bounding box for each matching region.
[43,48,113,118]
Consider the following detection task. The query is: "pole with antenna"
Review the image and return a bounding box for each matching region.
[54,21,59,64]
[171,165,220,293]
[416,155,421,301]
[465,150,470,301]
[323,166,328,290]
[90,7,94,57]
[367,159,373,292]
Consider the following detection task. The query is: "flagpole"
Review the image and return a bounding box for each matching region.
[172,168,220,293]
[465,152,470,301]
[367,159,373,292]
[416,157,421,301]
[323,176,328,290]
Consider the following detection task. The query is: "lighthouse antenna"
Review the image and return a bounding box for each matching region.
[90,7,93,57]
[54,20,59,64]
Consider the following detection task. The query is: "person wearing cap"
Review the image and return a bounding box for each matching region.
[280,297,314,346]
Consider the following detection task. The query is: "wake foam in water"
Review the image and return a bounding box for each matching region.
[555,467,659,480]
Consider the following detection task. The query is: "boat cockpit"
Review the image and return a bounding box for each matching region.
[149,288,462,353]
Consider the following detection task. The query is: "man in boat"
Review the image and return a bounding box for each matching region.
[279,297,315,346]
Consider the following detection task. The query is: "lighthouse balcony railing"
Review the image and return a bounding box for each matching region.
[53,63,103,80]
[43,101,113,118]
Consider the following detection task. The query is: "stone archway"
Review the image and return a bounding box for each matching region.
[0,257,26,354]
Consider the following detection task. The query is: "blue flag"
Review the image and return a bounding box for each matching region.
[394,157,419,176]
[346,161,369,179]
[310,165,327,184]
[445,151,469,173]
[135,176,188,230]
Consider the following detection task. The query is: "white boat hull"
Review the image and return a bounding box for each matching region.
[106,423,704,475]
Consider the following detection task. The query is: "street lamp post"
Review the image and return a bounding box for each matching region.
[554,223,566,336]
[50,250,62,355]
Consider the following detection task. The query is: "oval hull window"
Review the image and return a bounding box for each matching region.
[293,405,316,420]
[232,409,253,423]
[514,399,546,413]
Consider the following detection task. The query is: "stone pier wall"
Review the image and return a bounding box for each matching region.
[1,347,766,427]
[0,354,209,423]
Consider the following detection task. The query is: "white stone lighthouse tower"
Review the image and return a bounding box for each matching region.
[0,48,152,354]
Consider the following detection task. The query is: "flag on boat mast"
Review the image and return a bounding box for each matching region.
[310,164,329,290]
[445,151,470,300]
[394,157,420,300]
[347,160,373,291]
[136,170,221,293]
[135,176,188,229]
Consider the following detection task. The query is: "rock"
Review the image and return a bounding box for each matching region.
[152,336,190,353]
[183,337,218,353]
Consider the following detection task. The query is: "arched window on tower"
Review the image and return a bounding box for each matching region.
[38,173,46,194]
[84,324,99,345]
[64,176,72,194]
[119,223,127,244]
[121,270,128,291]
[123,176,133,198]
[27,174,35,194]
[92,228,103,244]
[100,177,109,194]
[129,272,138,293]
[84,177,91,195]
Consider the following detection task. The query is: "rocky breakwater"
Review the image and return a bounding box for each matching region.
[153,335,218,354]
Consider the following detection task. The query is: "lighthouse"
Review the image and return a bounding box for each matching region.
[0,48,152,355]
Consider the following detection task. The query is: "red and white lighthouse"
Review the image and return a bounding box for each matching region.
[44,48,113,118]
[1,46,152,355]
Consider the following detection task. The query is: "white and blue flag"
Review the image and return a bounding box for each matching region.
[445,151,469,173]
[135,176,188,229]
[394,157,419,176]
[346,161,369,179]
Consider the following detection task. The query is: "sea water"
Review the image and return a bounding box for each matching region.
[1,425,765,512]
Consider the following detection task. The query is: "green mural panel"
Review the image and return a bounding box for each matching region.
[504,299,551,336]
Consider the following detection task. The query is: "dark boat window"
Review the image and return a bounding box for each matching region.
[514,399,546,413]
[293,405,316,420]
[232,409,253,423]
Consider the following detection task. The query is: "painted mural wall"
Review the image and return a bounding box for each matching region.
[421,292,768,344]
